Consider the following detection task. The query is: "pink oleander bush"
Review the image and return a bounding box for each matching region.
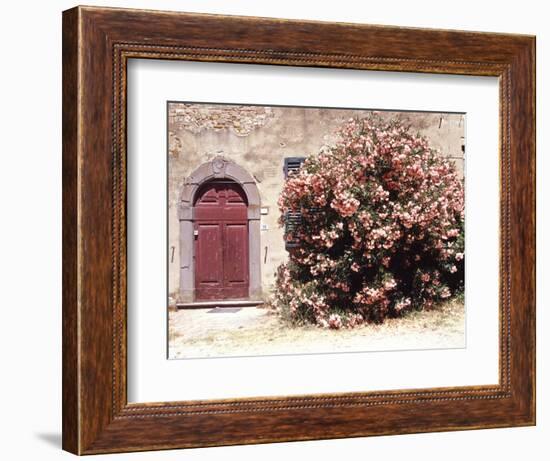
[272,114,464,329]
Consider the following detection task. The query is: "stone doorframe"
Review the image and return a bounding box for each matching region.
[177,156,261,303]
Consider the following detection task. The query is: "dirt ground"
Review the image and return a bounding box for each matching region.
[168,299,465,359]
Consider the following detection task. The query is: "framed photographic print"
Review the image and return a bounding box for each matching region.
[62,5,535,455]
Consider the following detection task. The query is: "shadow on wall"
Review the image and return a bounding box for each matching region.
[35,432,62,448]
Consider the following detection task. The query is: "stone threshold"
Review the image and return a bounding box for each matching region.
[176,299,265,309]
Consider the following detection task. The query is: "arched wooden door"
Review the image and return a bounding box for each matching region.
[193,179,249,300]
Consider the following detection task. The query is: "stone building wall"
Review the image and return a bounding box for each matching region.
[168,103,465,303]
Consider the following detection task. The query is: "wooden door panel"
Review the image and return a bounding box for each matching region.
[194,180,250,301]
[195,223,223,300]
[223,223,249,288]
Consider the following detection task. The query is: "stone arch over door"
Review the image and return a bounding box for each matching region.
[178,156,261,303]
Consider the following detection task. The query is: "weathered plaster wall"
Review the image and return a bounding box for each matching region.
[168,103,465,303]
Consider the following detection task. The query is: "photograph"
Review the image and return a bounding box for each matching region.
[167,102,466,359]
[0,0,540,457]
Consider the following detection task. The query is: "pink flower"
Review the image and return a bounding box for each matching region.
[330,191,360,217]
[447,228,460,238]
[384,278,397,290]
[328,314,343,329]
[395,297,411,312]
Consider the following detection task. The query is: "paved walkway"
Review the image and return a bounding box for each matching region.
[168,301,465,359]
[170,306,270,339]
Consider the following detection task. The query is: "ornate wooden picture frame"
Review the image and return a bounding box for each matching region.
[62,5,535,455]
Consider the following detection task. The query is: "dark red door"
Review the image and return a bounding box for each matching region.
[194,180,249,300]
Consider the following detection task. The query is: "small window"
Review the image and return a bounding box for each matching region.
[283,157,306,179]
